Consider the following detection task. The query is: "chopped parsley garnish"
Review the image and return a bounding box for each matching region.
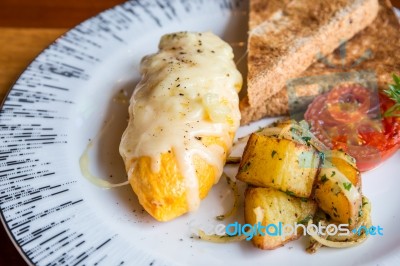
[343,182,352,191]
[362,198,369,206]
[285,190,295,196]
[240,162,251,172]
[320,174,328,183]
[319,152,326,164]
[271,150,277,158]
[298,215,313,225]
[302,136,311,145]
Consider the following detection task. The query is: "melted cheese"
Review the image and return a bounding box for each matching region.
[119,32,242,211]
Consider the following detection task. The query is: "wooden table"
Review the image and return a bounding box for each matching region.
[1,0,400,265]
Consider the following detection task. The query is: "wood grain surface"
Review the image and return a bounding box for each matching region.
[0,0,399,265]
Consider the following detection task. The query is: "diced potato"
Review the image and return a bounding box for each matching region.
[330,155,362,189]
[314,156,362,228]
[236,133,320,198]
[244,187,317,250]
[327,196,371,242]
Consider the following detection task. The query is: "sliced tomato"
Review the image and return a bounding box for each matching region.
[305,84,400,172]
[326,85,371,123]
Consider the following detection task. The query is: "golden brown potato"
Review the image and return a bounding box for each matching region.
[329,154,361,189]
[314,156,362,228]
[244,187,317,250]
[326,196,371,242]
[236,133,320,198]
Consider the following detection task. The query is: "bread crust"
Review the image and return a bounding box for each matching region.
[241,0,399,124]
[242,0,380,124]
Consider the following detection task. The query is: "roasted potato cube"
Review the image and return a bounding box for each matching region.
[329,155,361,189]
[236,133,320,197]
[326,196,371,242]
[314,158,362,228]
[244,187,317,250]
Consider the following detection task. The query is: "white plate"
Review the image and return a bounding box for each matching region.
[0,0,399,265]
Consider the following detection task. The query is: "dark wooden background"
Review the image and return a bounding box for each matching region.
[0,0,125,28]
[0,0,400,265]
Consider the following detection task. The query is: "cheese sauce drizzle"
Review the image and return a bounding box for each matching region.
[119,32,242,211]
[80,117,130,189]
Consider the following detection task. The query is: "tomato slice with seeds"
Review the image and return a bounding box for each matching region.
[305,84,400,172]
[326,85,371,123]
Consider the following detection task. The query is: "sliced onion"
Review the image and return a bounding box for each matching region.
[277,124,309,146]
[284,123,329,151]
[197,230,247,243]
[307,219,368,249]
[260,126,308,146]
[307,197,372,251]
[259,127,285,137]
[225,157,241,164]
[309,230,367,248]
[324,150,357,169]
[299,120,311,130]
[80,135,130,189]
[321,166,361,205]
[235,135,250,144]
[259,121,329,152]
[216,173,239,221]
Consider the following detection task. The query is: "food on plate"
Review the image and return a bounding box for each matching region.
[307,196,371,252]
[216,173,240,221]
[110,0,389,254]
[244,187,317,250]
[383,74,400,118]
[240,0,379,124]
[235,120,369,250]
[305,79,400,171]
[240,0,400,121]
[314,154,362,228]
[119,32,242,221]
[236,128,320,198]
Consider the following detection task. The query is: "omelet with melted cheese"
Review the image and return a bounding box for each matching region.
[119,32,242,221]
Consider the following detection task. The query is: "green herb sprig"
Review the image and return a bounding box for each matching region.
[383,74,400,117]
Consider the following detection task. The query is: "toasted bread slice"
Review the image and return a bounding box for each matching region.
[241,0,379,124]
[241,0,400,123]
